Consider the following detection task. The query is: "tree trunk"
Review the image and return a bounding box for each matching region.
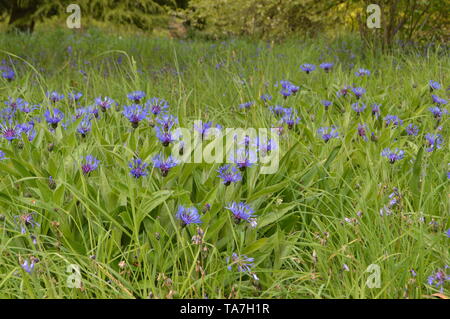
[8,1,37,33]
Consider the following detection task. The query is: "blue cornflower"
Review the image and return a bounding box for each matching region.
[217,164,242,186]
[16,122,36,141]
[122,104,149,128]
[129,158,149,178]
[432,94,447,105]
[429,106,448,119]
[281,110,300,129]
[73,107,88,120]
[239,101,254,110]
[2,69,15,81]
[21,259,36,274]
[321,100,332,110]
[269,105,288,117]
[155,126,177,146]
[46,91,64,103]
[146,97,169,116]
[194,121,220,140]
[14,212,40,234]
[351,87,366,99]
[300,64,316,74]
[260,94,272,102]
[337,85,351,98]
[352,102,366,114]
[0,121,20,141]
[68,92,83,102]
[320,62,334,72]
[253,136,277,155]
[176,206,202,226]
[405,124,419,136]
[156,114,178,131]
[381,148,405,163]
[384,115,403,127]
[355,68,371,76]
[5,97,27,111]
[127,91,146,103]
[77,116,92,137]
[427,266,449,293]
[225,202,256,223]
[152,154,179,177]
[371,104,381,117]
[20,103,39,114]
[230,148,257,170]
[429,80,440,91]
[95,96,116,112]
[445,229,450,238]
[226,253,258,280]
[357,123,368,141]
[81,155,100,175]
[279,80,299,98]
[317,126,339,142]
[44,108,64,128]
[87,105,99,118]
[0,150,6,160]
[424,133,443,152]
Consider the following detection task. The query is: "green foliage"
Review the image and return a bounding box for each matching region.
[180,0,333,39]
[0,29,448,298]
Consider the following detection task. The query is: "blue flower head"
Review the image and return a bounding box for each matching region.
[152,154,178,177]
[226,253,259,280]
[384,115,403,127]
[2,69,15,81]
[427,266,449,293]
[371,104,381,117]
[46,91,64,103]
[176,205,202,226]
[77,116,92,137]
[82,155,100,175]
[432,94,447,105]
[44,108,64,128]
[320,62,334,72]
[68,92,83,102]
[425,133,443,152]
[123,104,148,128]
[95,96,116,111]
[230,148,257,170]
[405,123,419,136]
[381,148,405,163]
[300,64,316,74]
[225,201,255,223]
[351,87,366,99]
[217,164,242,186]
[352,102,366,114]
[129,158,148,178]
[429,106,448,119]
[321,100,332,109]
[429,80,440,91]
[355,68,371,76]
[146,97,169,116]
[127,91,146,103]
[317,126,339,142]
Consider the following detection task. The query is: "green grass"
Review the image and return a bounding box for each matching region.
[0,29,448,299]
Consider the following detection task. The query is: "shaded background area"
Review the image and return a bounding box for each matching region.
[0,0,448,49]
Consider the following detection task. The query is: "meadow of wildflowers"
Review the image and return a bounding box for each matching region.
[0,30,448,299]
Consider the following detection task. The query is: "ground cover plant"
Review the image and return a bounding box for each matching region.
[0,29,448,299]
